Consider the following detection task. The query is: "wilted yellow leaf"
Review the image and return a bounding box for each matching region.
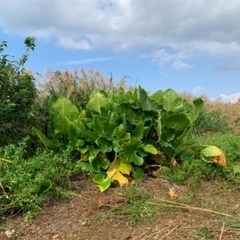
[168,188,177,199]
[107,158,132,186]
[200,146,226,167]
[107,160,119,178]
[118,160,132,175]
[209,154,226,167]
[111,171,129,186]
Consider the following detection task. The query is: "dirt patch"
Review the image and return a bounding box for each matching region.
[1,176,240,240]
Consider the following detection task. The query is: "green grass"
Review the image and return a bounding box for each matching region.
[0,137,79,219]
[161,132,240,189]
[192,132,240,162]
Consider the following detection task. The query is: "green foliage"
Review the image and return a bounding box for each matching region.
[174,132,240,186]
[33,87,203,191]
[162,159,221,183]
[151,89,204,161]
[191,109,232,135]
[0,37,37,145]
[32,97,81,149]
[191,132,240,162]
[197,133,240,184]
[0,138,77,218]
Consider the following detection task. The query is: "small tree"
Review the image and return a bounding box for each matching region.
[0,37,37,145]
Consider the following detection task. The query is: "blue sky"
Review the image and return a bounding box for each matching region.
[0,0,240,102]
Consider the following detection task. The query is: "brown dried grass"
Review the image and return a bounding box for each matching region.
[36,68,127,107]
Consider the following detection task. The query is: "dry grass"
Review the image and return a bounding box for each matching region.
[37,68,127,94]
[35,68,127,109]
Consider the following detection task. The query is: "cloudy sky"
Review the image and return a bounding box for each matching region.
[0,0,240,102]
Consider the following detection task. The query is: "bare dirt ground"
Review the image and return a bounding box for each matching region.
[1,176,240,240]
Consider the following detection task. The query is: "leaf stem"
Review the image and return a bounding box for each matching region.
[146,199,240,220]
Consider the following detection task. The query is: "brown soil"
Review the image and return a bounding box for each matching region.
[1,176,240,240]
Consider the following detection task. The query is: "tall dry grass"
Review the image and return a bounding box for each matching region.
[36,68,127,109]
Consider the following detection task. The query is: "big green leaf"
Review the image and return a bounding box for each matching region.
[122,140,145,166]
[190,97,204,123]
[51,97,79,135]
[132,123,144,139]
[93,172,112,192]
[95,137,112,152]
[32,127,58,149]
[150,90,164,105]
[78,161,100,173]
[93,115,105,135]
[87,91,108,114]
[162,89,184,113]
[164,113,191,135]
[138,86,158,111]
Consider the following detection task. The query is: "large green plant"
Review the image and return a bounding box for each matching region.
[33,87,203,191]
[0,37,37,145]
[151,89,204,161]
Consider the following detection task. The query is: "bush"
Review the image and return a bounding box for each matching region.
[191,109,232,135]
[0,138,78,218]
[0,37,37,145]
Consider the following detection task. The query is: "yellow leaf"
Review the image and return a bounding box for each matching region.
[118,159,132,175]
[107,159,119,178]
[168,188,177,199]
[107,158,132,186]
[111,171,129,186]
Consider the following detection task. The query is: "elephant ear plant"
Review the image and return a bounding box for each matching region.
[32,87,212,191]
[150,89,204,163]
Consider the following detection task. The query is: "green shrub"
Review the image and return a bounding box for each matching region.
[0,37,37,145]
[0,138,78,218]
[191,109,232,135]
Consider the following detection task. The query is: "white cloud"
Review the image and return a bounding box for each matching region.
[214,93,240,103]
[171,60,192,70]
[62,56,114,65]
[1,0,240,61]
[57,37,92,50]
[188,41,240,56]
[142,49,192,70]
